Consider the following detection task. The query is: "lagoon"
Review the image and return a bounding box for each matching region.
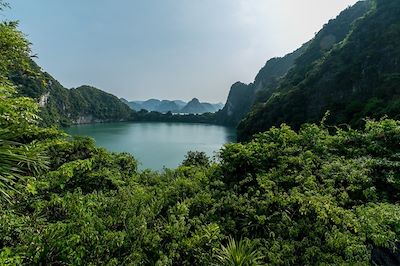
[65,122,236,170]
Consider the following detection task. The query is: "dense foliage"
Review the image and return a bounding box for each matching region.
[131,109,217,124]
[2,83,400,264]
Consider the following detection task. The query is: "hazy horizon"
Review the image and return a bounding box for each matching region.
[7,0,358,102]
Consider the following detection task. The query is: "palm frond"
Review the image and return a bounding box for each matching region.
[0,133,48,200]
[215,237,264,266]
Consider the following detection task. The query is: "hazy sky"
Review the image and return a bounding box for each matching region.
[6,0,358,102]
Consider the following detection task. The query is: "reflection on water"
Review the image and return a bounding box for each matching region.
[64,122,237,170]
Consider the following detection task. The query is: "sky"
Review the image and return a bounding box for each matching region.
[6,0,358,103]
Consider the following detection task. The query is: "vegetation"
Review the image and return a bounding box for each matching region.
[131,109,217,124]
[238,0,400,141]
[10,66,134,127]
[1,0,400,265]
[181,151,210,168]
[0,86,48,200]
[216,238,264,266]
[216,0,372,129]
[2,81,400,264]
[12,64,217,127]
[0,12,49,201]
[214,45,307,127]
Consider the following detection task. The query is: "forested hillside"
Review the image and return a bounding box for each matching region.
[215,45,307,126]
[216,0,372,128]
[238,0,400,141]
[10,61,133,126]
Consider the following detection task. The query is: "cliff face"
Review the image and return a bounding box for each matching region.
[214,0,372,130]
[238,0,376,141]
[38,92,50,107]
[216,82,254,126]
[214,33,310,127]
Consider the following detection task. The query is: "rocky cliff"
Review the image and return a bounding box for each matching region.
[237,0,375,141]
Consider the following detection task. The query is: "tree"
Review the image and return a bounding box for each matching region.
[0,10,47,200]
[0,86,48,200]
[181,151,210,167]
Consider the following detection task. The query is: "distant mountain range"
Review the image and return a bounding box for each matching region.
[120,98,223,114]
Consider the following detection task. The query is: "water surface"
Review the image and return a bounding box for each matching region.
[65,122,236,170]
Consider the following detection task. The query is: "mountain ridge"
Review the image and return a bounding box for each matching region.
[122,97,223,114]
[215,0,373,129]
[238,0,400,141]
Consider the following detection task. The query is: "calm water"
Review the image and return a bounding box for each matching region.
[64,122,236,170]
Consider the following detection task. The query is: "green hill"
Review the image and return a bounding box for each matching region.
[10,61,133,126]
[238,0,400,141]
[216,0,372,128]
